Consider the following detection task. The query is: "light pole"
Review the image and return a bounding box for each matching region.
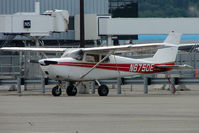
[80,0,85,48]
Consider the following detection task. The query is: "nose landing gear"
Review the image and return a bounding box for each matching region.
[52,85,62,96]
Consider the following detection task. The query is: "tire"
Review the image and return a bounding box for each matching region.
[66,85,77,96]
[52,85,62,96]
[98,85,109,96]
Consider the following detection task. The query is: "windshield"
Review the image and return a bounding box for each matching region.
[61,49,83,60]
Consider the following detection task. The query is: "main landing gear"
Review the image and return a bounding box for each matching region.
[66,85,77,96]
[51,81,77,97]
[98,85,109,96]
[95,80,109,96]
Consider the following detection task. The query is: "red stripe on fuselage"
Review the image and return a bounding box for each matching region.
[55,62,174,73]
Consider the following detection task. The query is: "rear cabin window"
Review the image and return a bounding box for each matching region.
[101,55,110,63]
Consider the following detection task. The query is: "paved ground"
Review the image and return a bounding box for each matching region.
[0,94,199,133]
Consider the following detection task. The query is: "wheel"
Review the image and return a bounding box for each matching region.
[98,85,109,96]
[66,85,77,96]
[52,85,62,96]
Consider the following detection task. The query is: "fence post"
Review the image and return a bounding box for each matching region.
[17,77,21,93]
[91,81,95,94]
[144,77,148,94]
[41,77,45,94]
[171,77,176,94]
[117,78,121,94]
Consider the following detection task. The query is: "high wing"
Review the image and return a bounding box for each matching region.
[0,43,174,54]
[155,64,193,69]
[0,47,66,53]
[82,43,175,54]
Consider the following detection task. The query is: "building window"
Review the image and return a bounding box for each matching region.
[68,16,74,30]
[109,0,138,18]
[109,0,138,40]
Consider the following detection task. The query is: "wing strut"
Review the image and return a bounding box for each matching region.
[80,51,113,79]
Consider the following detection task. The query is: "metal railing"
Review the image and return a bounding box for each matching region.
[0,55,20,75]
[0,64,20,75]
[0,77,199,94]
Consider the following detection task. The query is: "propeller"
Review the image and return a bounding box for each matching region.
[39,59,58,66]
[28,60,39,63]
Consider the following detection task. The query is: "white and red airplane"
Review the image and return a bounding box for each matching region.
[0,32,191,96]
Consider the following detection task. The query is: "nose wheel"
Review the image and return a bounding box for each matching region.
[52,85,62,96]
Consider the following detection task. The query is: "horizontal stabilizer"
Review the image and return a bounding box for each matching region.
[155,64,193,69]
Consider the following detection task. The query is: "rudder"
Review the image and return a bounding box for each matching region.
[164,31,182,45]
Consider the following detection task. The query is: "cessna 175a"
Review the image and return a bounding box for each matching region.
[0,32,191,96]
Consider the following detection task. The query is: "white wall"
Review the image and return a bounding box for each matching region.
[99,18,199,35]
[75,14,99,40]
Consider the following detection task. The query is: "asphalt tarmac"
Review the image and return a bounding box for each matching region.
[0,94,199,133]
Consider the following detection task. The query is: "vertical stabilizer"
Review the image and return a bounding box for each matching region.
[164,31,182,45]
[152,47,178,63]
[152,32,182,63]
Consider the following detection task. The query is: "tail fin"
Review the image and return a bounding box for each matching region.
[164,32,182,45]
[152,32,182,64]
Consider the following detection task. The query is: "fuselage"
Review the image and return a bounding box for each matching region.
[39,55,173,81]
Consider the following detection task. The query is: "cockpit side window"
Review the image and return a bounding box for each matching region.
[85,54,99,62]
[72,50,83,60]
[61,49,83,61]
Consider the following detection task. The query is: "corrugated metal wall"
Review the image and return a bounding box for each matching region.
[0,0,109,40]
